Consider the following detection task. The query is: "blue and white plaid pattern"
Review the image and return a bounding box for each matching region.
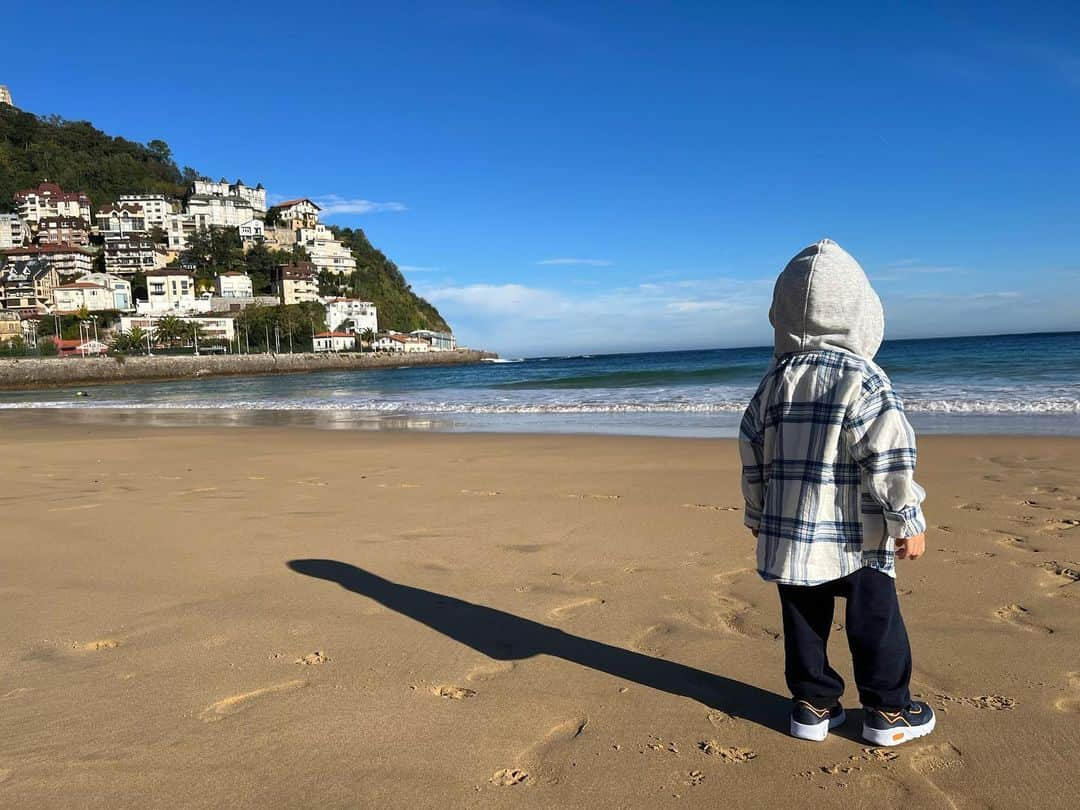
[739,350,926,586]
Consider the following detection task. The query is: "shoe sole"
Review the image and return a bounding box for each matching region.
[790,709,847,741]
[861,712,936,746]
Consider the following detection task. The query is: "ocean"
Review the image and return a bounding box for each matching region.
[1,331,1078,437]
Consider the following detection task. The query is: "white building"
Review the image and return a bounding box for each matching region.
[237,218,265,247]
[271,198,320,229]
[82,273,133,311]
[313,331,357,352]
[52,282,117,313]
[215,272,253,298]
[410,329,456,351]
[103,236,168,275]
[373,333,430,353]
[96,204,147,237]
[120,313,236,344]
[296,225,357,275]
[140,269,197,313]
[118,194,175,230]
[185,193,255,229]
[0,214,28,250]
[189,179,266,216]
[14,182,92,225]
[164,211,196,251]
[323,298,377,334]
[2,245,94,276]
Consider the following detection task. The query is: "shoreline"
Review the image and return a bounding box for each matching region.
[1,406,1078,439]
[0,348,497,391]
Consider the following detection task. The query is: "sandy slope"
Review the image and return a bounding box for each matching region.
[0,420,1077,808]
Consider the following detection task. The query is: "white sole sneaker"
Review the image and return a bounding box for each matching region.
[790,709,847,741]
[861,712,936,746]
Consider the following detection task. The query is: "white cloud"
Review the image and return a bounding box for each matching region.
[313,194,407,217]
[418,277,774,356]
[267,193,407,216]
[398,265,440,273]
[536,258,614,267]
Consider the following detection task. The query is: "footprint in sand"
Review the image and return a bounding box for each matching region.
[956,503,983,512]
[461,489,501,496]
[73,639,120,651]
[295,651,330,666]
[997,536,1041,553]
[1042,518,1080,533]
[682,503,739,512]
[177,487,219,496]
[994,604,1054,634]
[431,685,476,700]
[566,493,620,501]
[1034,561,1080,590]
[909,742,965,807]
[1054,672,1080,713]
[199,679,305,722]
[631,623,679,657]
[713,569,782,641]
[467,660,516,683]
[698,741,757,763]
[934,693,1016,711]
[489,768,529,786]
[548,596,605,621]
[706,710,733,728]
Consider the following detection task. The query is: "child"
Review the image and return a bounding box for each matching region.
[739,238,933,746]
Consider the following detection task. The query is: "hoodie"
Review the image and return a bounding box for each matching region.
[739,239,926,586]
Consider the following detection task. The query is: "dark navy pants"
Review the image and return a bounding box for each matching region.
[777,567,912,711]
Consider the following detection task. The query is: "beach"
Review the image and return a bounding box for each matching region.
[1,419,1077,808]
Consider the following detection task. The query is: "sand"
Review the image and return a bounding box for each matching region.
[0,418,1078,808]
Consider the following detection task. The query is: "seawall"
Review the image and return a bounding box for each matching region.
[0,350,497,391]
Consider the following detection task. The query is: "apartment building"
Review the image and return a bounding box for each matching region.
[0,214,28,250]
[271,261,319,305]
[103,236,168,275]
[2,245,93,276]
[35,216,91,246]
[14,182,92,225]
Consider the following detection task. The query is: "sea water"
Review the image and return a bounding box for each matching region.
[1,331,1078,437]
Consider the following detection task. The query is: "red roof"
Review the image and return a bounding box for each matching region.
[273,198,322,211]
[315,331,355,338]
[14,182,90,203]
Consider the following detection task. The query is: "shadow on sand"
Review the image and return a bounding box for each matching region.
[287,558,793,734]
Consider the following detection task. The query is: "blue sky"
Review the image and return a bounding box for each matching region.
[5,1,1079,356]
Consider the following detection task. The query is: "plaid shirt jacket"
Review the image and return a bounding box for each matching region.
[739,350,926,586]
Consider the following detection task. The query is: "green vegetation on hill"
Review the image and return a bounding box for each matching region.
[325,226,449,333]
[0,105,190,210]
[0,103,453,335]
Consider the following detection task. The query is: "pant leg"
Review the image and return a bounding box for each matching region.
[777,580,844,707]
[841,567,912,710]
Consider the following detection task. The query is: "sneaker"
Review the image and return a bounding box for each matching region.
[790,700,847,741]
[862,701,936,746]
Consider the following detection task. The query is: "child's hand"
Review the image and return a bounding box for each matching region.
[896,533,925,560]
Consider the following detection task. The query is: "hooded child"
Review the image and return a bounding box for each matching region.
[739,238,934,745]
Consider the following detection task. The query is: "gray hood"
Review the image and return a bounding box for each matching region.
[769,239,884,359]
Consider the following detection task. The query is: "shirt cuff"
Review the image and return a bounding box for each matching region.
[885,506,925,539]
[744,503,762,531]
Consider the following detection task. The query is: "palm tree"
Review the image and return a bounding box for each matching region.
[127,326,147,354]
[109,330,132,353]
[154,315,185,349]
[360,328,375,352]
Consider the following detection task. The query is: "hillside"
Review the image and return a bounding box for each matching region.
[0,103,450,334]
[0,104,187,209]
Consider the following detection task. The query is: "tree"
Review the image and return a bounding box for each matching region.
[154,315,186,348]
[127,325,147,353]
[146,139,173,164]
[360,328,375,352]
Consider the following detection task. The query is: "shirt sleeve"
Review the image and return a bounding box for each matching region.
[843,380,927,538]
[738,393,765,532]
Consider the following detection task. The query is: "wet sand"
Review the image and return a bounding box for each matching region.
[0,421,1077,808]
